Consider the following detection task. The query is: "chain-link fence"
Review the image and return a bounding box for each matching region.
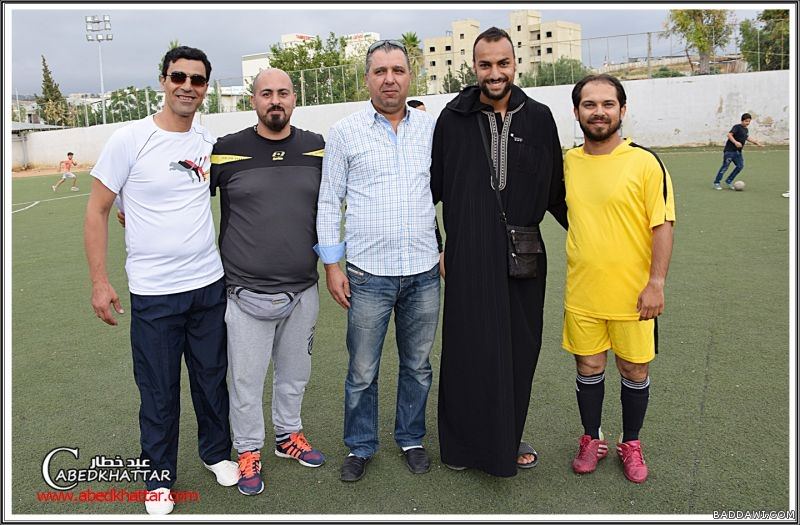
[14,22,788,127]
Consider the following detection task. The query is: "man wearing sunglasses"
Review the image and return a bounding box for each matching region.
[316,40,441,482]
[210,68,326,497]
[430,27,568,477]
[85,46,238,515]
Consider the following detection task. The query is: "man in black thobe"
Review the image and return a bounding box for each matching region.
[430,27,568,477]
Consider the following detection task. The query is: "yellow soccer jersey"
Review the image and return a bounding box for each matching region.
[563,138,676,320]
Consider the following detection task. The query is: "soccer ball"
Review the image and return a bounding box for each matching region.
[733,180,746,191]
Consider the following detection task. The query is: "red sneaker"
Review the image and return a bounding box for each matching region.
[571,431,608,474]
[617,439,649,483]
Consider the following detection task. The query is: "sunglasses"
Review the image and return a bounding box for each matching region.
[366,39,407,56]
[164,71,208,87]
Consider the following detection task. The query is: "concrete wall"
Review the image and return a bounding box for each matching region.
[11,135,27,169]
[17,70,790,168]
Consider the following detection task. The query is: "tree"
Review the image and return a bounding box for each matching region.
[663,9,733,75]
[401,32,427,96]
[268,32,347,71]
[267,33,361,106]
[438,62,476,94]
[651,66,684,78]
[204,84,222,114]
[739,9,789,71]
[519,57,591,87]
[100,86,159,123]
[439,67,461,94]
[456,62,477,87]
[11,103,27,122]
[236,78,255,111]
[158,39,181,75]
[35,55,68,125]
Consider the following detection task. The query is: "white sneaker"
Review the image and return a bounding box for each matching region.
[51,185,57,192]
[70,186,79,192]
[783,192,790,198]
[144,487,173,515]
[203,459,239,486]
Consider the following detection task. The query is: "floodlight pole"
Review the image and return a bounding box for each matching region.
[97,42,107,124]
[85,15,112,125]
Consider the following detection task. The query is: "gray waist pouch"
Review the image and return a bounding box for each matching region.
[229,286,298,320]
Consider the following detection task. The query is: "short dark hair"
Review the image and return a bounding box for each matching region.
[160,46,212,80]
[365,40,409,71]
[472,27,515,59]
[571,74,627,108]
[67,152,73,156]
[741,113,752,121]
[407,100,424,108]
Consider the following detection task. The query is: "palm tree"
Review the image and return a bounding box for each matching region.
[401,32,425,95]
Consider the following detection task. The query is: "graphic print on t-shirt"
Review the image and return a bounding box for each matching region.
[170,155,210,182]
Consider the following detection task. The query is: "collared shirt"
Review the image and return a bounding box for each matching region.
[315,102,439,276]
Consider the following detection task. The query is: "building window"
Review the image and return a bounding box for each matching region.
[460,49,465,56]
[536,34,541,40]
[446,59,452,65]
[518,57,522,64]
[430,60,436,66]
[546,31,552,38]
[537,49,541,56]
[459,33,464,39]
[517,25,521,31]
[546,47,553,54]
[431,75,437,80]
[445,45,451,51]
[517,42,522,48]
[429,46,435,52]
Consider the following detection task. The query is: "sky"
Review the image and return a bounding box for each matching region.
[6,3,762,96]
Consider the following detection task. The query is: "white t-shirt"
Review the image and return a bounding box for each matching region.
[91,115,224,295]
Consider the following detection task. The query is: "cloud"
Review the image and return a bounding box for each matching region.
[9,5,758,95]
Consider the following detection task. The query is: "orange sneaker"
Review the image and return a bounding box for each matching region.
[275,431,326,467]
[236,450,264,496]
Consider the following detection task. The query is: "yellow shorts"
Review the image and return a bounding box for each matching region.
[562,310,656,364]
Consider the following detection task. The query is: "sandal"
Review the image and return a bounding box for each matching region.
[517,441,539,469]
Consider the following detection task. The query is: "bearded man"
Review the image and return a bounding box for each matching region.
[211,68,327,496]
[430,27,568,477]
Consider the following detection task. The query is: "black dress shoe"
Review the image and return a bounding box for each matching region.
[341,455,370,482]
[403,447,430,474]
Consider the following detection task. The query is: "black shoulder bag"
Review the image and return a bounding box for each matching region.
[477,112,542,279]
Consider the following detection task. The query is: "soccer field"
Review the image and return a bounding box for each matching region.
[9,146,791,516]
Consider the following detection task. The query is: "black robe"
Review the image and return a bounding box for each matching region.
[430,85,568,477]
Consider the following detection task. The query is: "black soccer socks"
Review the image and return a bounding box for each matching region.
[576,372,605,439]
[620,376,650,442]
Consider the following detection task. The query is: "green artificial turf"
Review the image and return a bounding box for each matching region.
[10,147,791,516]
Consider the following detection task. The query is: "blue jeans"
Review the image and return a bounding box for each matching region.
[714,151,744,184]
[343,263,440,458]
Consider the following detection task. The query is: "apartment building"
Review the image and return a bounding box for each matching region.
[422,19,481,95]
[423,10,582,94]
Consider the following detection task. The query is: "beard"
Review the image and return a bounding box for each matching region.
[579,116,622,142]
[261,106,289,132]
[478,76,511,101]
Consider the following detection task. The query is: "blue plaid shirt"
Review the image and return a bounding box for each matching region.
[315,102,439,276]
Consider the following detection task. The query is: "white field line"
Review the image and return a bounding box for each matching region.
[11,202,40,214]
[12,192,90,210]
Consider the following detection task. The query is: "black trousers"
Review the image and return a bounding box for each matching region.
[130,278,231,490]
